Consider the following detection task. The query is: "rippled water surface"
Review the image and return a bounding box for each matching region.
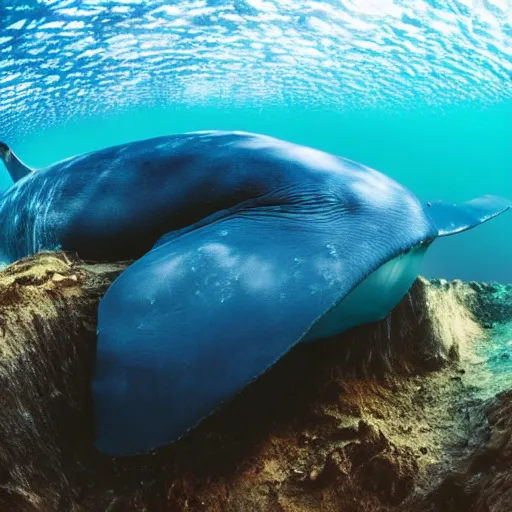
[0,0,511,281]
[1,0,511,136]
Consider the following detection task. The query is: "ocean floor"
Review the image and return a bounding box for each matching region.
[0,252,510,512]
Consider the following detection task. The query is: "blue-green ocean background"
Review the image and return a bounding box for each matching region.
[0,1,510,283]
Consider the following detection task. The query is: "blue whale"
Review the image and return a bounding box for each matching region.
[0,131,510,456]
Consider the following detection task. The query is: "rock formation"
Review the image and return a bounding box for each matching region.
[0,252,509,511]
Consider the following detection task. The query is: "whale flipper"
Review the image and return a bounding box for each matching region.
[92,206,426,456]
[0,142,34,183]
[424,195,511,237]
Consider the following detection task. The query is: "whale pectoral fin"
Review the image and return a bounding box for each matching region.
[92,209,395,456]
[424,195,511,237]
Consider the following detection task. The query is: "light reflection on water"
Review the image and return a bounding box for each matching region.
[0,0,510,140]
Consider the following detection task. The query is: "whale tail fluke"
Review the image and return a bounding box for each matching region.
[0,142,34,183]
[424,195,511,237]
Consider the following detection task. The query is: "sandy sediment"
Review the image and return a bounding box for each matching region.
[0,252,509,511]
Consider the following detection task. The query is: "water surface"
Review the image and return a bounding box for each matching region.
[0,0,510,281]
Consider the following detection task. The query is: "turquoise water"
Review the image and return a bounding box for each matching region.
[471,284,512,400]
[0,1,511,282]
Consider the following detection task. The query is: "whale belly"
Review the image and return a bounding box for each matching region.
[303,245,428,342]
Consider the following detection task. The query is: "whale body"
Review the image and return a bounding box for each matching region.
[0,131,510,456]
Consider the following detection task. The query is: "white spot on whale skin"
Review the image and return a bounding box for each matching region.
[240,256,275,292]
[199,243,239,268]
[326,243,339,257]
[210,277,234,303]
[156,253,188,278]
[314,257,344,289]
